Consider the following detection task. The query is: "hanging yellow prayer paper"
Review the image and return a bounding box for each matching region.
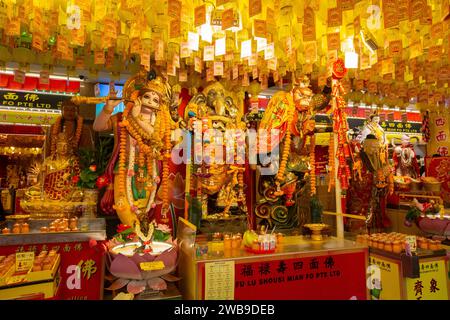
[232,65,238,80]
[14,70,25,84]
[327,33,340,51]
[410,0,426,21]
[428,45,442,62]
[431,23,443,40]
[170,19,181,38]
[6,19,20,36]
[194,5,206,27]
[222,8,234,30]
[167,63,176,77]
[71,27,85,46]
[249,0,262,18]
[203,45,215,61]
[56,36,68,56]
[388,40,402,58]
[241,39,252,59]
[304,41,317,64]
[194,56,202,73]
[180,42,190,58]
[215,37,226,56]
[382,0,399,29]
[253,20,266,38]
[214,62,224,76]
[267,57,277,71]
[216,0,230,6]
[32,33,44,51]
[141,52,150,71]
[206,67,214,81]
[396,0,409,21]
[303,7,316,42]
[248,53,257,66]
[30,8,43,33]
[327,8,342,28]
[338,0,354,11]
[173,53,180,68]
[168,0,182,19]
[75,57,84,70]
[242,72,249,86]
[94,50,105,65]
[188,32,199,51]
[155,40,165,61]
[179,70,187,82]
[94,0,106,21]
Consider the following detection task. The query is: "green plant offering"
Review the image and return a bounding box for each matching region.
[72,137,113,189]
[310,196,323,224]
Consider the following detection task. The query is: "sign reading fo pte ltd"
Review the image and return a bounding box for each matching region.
[315,115,422,134]
[378,121,421,134]
[0,90,71,110]
[233,252,367,300]
[346,118,421,134]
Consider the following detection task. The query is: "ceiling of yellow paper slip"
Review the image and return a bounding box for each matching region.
[0,0,448,107]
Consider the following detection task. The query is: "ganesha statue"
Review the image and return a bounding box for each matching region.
[183,81,248,222]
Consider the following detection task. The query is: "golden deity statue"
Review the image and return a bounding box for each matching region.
[47,100,94,157]
[42,133,80,200]
[21,133,82,219]
[183,81,247,220]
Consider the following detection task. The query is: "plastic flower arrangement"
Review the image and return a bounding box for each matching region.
[112,223,171,245]
[113,224,138,243]
[75,163,100,189]
[72,138,113,189]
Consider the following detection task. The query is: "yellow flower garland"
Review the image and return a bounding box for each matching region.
[310,135,316,196]
[275,98,295,184]
[328,132,335,192]
[117,97,171,222]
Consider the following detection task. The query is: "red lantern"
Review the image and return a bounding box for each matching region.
[332,59,347,79]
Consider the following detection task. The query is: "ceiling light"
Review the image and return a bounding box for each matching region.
[0,69,83,82]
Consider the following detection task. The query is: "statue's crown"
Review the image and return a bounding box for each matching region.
[143,76,166,95]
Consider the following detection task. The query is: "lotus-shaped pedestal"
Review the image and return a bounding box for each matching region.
[105,240,179,296]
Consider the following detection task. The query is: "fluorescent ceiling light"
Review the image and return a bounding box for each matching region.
[0,69,83,82]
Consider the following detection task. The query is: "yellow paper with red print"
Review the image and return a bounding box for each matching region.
[405,260,448,300]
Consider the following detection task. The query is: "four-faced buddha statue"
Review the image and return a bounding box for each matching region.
[42,133,80,201]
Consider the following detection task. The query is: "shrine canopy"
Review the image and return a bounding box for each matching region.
[0,0,447,112]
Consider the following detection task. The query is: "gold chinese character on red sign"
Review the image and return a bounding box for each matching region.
[78,259,97,280]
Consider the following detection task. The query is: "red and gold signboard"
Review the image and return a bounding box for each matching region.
[0,241,105,300]
[200,251,368,300]
[427,112,450,157]
[425,156,450,205]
